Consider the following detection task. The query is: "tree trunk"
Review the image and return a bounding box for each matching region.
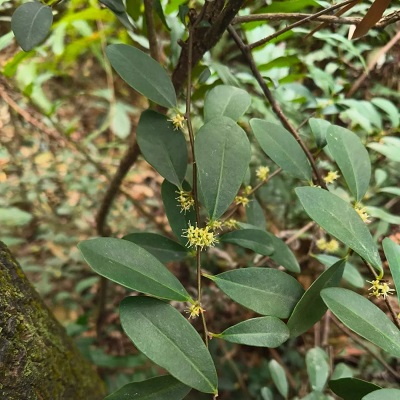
[0,241,106,399]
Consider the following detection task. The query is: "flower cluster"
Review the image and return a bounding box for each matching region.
[176,190,195,213]
[243,185,252,196]
[207,219,223,231]
[367,278,395,299]
[235,195,250,207]
[186,301,205,319]
[354,205,370,224]
[323,170,340,184]
[168,113,185,130]
[256,166,270,181]
[316,237,340,253]
[182,223,218,250]
[224,219,238,229]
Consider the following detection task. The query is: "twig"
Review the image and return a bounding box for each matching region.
[227,26,325,188]
[285,221,315,245]
[347,30,400,98]
[144,0,160,62]
[247,0,355,50]
[331,315,400,380]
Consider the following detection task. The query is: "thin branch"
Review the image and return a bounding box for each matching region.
[227,25,325,188]
[247,0,355,50]
[144,0,161,62]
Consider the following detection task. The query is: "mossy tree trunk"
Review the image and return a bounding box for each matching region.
[0,241,106,400]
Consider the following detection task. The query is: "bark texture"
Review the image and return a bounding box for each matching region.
[0,241,106,400]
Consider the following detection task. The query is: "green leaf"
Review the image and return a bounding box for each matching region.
[268,360,288,399]
[0,207,33,227]
[330,363,354,380]
[106,44,176,108]
[371,98,399,128]
[261,387,274,400]
[204,85,251,122]
[368,137,400,162]
[366,206,400,225]
[379,187,400,196]
[295,187,381,271]
[238,223,300,273]
[120,296,218,394]
[309,118,330,149]
[152,0,170,30]
[78,238,191,302]
[123,233,188,263]
[382,238,400,305]
[99,0,135,30]
[326,125,371,202]
[321,288,400,357]
[251,119,312,181]
[220,229,274,256]
[306,347,329,392]
[11,2,53,51]
[313,254,364,289]
[161,180,196,246]
[217,317,289,347]
[206,268,304,318]
[105,375,191,400]
[329,378,380,400]
[137,110,187,188]
[362,389,400,399]
[195,116,251,219]
[287,260,345,337]
[246,198,266,229]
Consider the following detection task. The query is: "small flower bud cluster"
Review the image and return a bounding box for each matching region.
[176,190,195,213]
[182,223,218,250]
[168,113,185,130]
[316,237,340,253]
[367,279,395,299]
[256,166,270,181]
[235,196,250,207]
[354,205,370,224]
[186,301,205,319]
[323,170,340,184]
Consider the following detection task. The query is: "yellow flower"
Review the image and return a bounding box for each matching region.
[168,113,185,130]
[186,301,205,319]
[207,219,223,231]
[323,170,340,184]
[243,185,252,196]
[235,196,250,207]
[355,205,370,224]
[256,166,270,181]
[316,238,327,250]
[224,219,238,229]
[176,190,195,213]
[325,239,339,253]
[182,223,218,250]
[367,278,395,299]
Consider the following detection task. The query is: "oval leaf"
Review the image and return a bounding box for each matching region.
[269,360,288,399]
[123,232,188,263]
[217,316,289,347]
[195,116,251,219]
[106,44,176,108]
[362,389,400,400]
[326,125,371,202]
[137,110,187,187]
[161,180,196,246]
[321,287,400,357]
[295,187,381,271]
[206,268,304,318]
[12,2,53,51]
[105,375,191,400]
[221,229,274,256]
[309,118,330,149]
[287,260,345,337]
[78,237,191,302]
[306,347,329,392]
[204,85,251,122]
[314,254,364,289]
[251,119,312,181]
[329,378,381,400]
[383,238,400,305]
[120,296,218,394]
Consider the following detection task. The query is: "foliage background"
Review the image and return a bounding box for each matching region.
[0,0,399,398]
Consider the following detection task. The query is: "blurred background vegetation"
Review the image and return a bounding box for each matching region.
[0,0,399,398]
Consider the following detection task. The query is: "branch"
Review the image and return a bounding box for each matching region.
[172,0,245,93]
[227,26,325,188]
